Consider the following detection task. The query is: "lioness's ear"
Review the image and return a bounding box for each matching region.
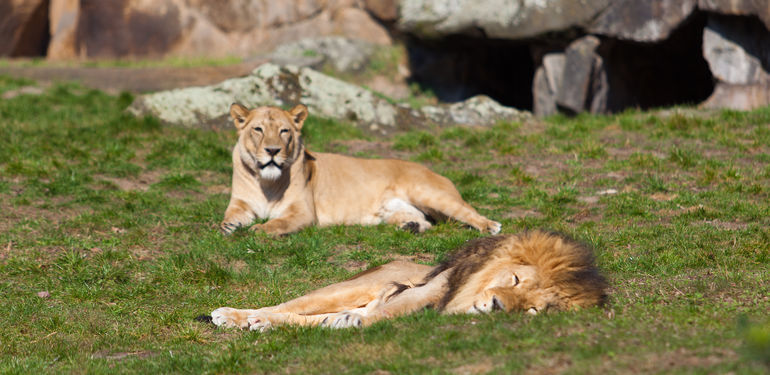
[289,104,308,130]
[230,103,250,130]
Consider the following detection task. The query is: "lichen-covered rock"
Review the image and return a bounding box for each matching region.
[128,63,399,133]
[128,63,529,134]
[268,37,375,72]
[421,95,530,127]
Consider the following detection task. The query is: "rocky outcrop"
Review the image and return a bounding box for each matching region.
[42,0,390,60]
[268,37,375,73]
[0,0,49,57]
[128,63,529,134]
[701,14,770,110]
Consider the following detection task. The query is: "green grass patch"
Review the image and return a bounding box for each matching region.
[1,75,768,373]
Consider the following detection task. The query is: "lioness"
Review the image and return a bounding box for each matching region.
[207,230,607,330]
[220,103,501,236]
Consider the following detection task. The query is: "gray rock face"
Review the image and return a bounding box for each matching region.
[268,37,376,72]
[589,0,697,42]
[533,36,608,116]
[128,63,529,134]
[398,0,611,40]
[703,15,770,85]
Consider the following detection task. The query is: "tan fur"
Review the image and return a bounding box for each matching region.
[220,103,501,236]
[209,230,608,330]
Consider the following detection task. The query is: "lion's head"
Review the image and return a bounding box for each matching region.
[230,103,309,181]
[436,231,607,315]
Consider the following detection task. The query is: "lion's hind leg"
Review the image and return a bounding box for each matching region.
[407,181,501,234]
[379,198,432,233]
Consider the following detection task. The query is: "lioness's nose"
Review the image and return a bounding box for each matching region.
[264,147,281,156]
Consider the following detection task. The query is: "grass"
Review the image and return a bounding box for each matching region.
[0,75,768,373]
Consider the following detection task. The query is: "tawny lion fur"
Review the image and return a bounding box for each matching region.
[220,103,501,236]
[208,230,608,330]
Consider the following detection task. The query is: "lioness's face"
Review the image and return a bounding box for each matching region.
[230,103,308,181]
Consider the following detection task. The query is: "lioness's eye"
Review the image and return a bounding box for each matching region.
[512,275,520,286]
[254,126,263,132]
[280,129,289,134]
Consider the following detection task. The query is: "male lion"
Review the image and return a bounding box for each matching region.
[207,230,607,330]
[220,103,501,236]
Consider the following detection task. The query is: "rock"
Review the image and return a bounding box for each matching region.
[47,0,80,59]
[332,7,392,46]
[37,291,50,298]
[701,82,770,111]
[128,63,529,134]
[46,0,390,60]
[398,0,611,40]
[128,63,401,133]
[420,95,530,127]
[268,37,375,72]
[532,53,564,117]
[698,0,770,30]
[556,36,605,114]
[589,0,697,42]
[0,0,49,57]
[363,0,400,22]
[2,85,45,99]
[702,15,770,85]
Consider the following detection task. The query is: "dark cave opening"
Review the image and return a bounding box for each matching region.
[405,35,536,110]
[403,11,717,114]
[597,12,715,111]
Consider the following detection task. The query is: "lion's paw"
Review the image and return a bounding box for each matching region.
[220,222,241,235]
[320,312,364,329]
[247,314,273,332]
[487,221,502,235]
[211,307,246,328]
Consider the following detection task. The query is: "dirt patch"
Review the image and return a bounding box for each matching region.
[0,193,88,234]
[390,253,435,264]
[91,350,155,361]
[501,208,544,220]
[97,170,165,191]
[452,360,495,375]
[596,347,738,373]
[524,353,572,375]
[694,219,749,231]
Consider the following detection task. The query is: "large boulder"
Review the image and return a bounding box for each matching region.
[701,14,770,110]
[398,0,611,40]
[702,15,770,85]
[127,63,529,134]
[46,0,390,60]
[588,0,698,42]
[0,0,49,57]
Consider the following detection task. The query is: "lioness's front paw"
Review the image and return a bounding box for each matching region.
[487,221,501,235]
[220,222,241,235]
[210,307,248,329]
[320,312,364,329]
[246,314,273,332]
